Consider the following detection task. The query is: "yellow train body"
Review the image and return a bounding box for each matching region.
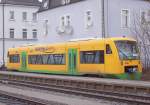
[7,37,142,80]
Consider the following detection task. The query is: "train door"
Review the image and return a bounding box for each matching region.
[105,44,115,74]
[68,49,77,75]
[21,52,27,70]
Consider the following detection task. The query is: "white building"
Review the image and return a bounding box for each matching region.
[0,0,41,65]
[38,0,102,43]
[38,0,150,43]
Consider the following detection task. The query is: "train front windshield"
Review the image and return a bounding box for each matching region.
[115,41,140,60]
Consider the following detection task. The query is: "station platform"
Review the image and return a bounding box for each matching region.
[0,71,150,88]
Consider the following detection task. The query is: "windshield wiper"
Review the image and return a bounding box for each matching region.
[119,49,129,59]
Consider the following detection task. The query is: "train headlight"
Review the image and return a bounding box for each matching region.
[132,68,137,72]
[125,66,138,73]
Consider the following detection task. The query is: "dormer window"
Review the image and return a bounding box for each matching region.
[10,11,15,20]
[61,0,70,5]
[43,0,49,9]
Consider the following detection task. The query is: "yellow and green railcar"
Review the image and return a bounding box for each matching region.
[6,37,142,80]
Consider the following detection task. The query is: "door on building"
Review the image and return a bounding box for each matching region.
[68,49,77,75]
[21,52,27,70]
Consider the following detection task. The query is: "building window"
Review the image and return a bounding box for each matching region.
[57,15,73,34]
[10,11,15,20]
[10,29,14,38]
[44,20,48,36]
[66,15,70,26]
[61,0,70,5]
[32,13,37,21]
[147,10,150,23]
[85,11,93,28]
[60,15,71,27]
[61,16,65,27]
[147,10,150,21]
[22,29,27,39]
[121,9,130,28]
[141,11,146,24]
[141,10,150,24]
[33,29,37,39]
[22,12,27,21]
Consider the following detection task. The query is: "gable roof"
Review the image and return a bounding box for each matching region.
[38,0,150,13]
[0,0,41,6]
[38,0,84,12]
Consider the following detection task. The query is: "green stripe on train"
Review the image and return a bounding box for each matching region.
[106,72,142,80]
[19,51,142,80]
[18,68,142,80]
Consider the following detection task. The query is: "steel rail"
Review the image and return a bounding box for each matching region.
[0,89,67,105]
[0,78,150,105]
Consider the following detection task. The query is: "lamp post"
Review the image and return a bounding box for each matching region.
[101,0,105,38]
[2,0,5,67]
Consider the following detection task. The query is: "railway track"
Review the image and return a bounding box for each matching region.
[1,79,150,105]
[0,71,150,105]
[0,89,66,105]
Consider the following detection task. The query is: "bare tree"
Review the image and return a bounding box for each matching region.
[132,11,150,71]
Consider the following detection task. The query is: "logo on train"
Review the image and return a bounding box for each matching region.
[35,47,55,53]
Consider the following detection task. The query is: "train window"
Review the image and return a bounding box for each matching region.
[28,54,65,65]
[80,50,104,64]
[36,55,43,64]
[28,56,31,64]
[53,54,65,65]
[43,55,49,64]
[28,55,36,64]
[9,54,20,63]
[47,55,54,64]
[106,44,112,54]
[47,54,65,65]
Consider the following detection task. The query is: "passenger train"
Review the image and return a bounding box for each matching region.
[6,37,142,80]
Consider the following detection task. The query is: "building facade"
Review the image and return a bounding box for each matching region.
[38,0,150,43]
[0,0,41,65]
[104,0,150,37]
[38,0,102,43]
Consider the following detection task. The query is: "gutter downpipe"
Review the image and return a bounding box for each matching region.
[102,0,105,38]
[2,0,5,67]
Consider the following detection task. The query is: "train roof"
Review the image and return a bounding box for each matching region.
[8,37,136,51]
[109,37,136,41]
